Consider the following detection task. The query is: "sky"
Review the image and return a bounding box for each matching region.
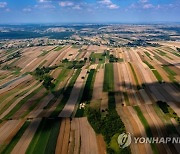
[0,0,180,24]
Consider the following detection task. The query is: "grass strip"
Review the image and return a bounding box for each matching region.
[54,46,63,51]
[26,118,61,154]
[156,50,166,56]
[133,106,158,154]
[152,70,163,83]
[38,50,49,57]
[144,51,153,60]
[103,63,114,92]
[162,66,176,76]
[44,119,61,154]
[90,53,105,64]
[143,60,154,69]
[53,69,70,91]
[128,62,141,90]
[81,69,96,103]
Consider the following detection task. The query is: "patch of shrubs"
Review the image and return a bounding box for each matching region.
[108,54,123,63]
[86,92,129,153]
[157,101,180,124]
[61,59,85,69]
[176,47,180,52]
[35,66,57,77]
[42,75,55,90]
[33,66,57,90]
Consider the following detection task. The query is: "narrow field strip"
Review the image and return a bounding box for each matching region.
[1,121,30,154]
[11,118,41,154]
[50,69,81,117]
[0,120,22,145]
[0,79,35,110]
[134,106,161,154]
[1,84,42,120]
[59,69,87,117]
[0,81,38,117]
[55,118,70,154]
[103,63,114,92]
[26,118,61,154]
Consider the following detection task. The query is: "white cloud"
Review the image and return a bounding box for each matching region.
[73,5,81,10]
[99,0,119,9]
[99,0,111,5]
[23,8,32,12]
[38,0,48,2]
[108,4,119,9]
[139,0,148,3]
[143,4,154,9]
[59,1,74,7]
[35,4,55,9]
[0,2,7,8]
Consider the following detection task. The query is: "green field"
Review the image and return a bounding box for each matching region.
[81,69,96,103]
[152,70,163,83]
[103,63,114,92]
[143,60,154,69]
[90,53,105,63]
[133,106,158,154]
[54,46,63,51]
[162,66,176,76]
[26,119,61,154]
[144,51,153,60]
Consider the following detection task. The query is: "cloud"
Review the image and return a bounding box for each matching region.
[23,8,32,12]
[59,1,74,7]
[35,4,55,9]
[139,0,148,3]
[143,4,154,9]
[0,2,7,8]
[108,4,119,9]
[130,1,155,10]
[38,0,49,2]
[99,0,119,9]
[73,5,81,10]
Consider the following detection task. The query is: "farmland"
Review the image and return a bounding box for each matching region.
[0,25,180,154]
